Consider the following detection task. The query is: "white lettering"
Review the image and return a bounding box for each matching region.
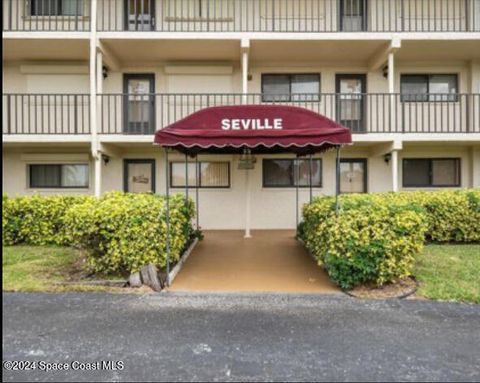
[221,119,230,130]
[220,118,284,131]
[241,119,251,130]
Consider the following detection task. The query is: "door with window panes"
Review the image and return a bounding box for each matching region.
[124,0,154,31]
[123,74,155,134]
[336,74,366,133]
[339,0,367,31]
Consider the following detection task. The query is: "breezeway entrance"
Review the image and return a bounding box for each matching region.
[169,230,339,294]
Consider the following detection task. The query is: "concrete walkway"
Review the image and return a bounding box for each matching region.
[169,230,339,294]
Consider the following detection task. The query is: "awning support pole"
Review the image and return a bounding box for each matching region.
[244,152,252,238]
[195,155,199,229]
[185,153,189,202]
[295,157,299,231]
[309,154,313,203]
[165,148,171,286]
[335,146,341,215]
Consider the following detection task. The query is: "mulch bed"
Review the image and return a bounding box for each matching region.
[345,277,417,300]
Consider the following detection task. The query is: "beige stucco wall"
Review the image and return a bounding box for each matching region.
[2,147,94,196]
[4,143,477,229]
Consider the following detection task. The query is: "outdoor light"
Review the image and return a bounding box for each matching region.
[102,65,109,79]
[382,65,389,79]
[238,148,256,170]
[102,154,110,165]
[384,153,392,164]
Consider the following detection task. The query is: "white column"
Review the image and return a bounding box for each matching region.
[241,39,252,238]
[391,150,399,192]
[244,169,252,238]
[472,147,480,188]
[90,0,100,197]
[388,52,396,131]
[241,38,250,104]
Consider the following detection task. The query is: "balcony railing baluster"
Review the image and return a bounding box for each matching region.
[3,0,467,33]
[3,93,479,135]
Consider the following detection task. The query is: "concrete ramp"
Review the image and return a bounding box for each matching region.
[169,230,340,294]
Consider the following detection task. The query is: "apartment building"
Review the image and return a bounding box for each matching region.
[3,0,480,230]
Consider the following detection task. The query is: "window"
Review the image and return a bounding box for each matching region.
[339,0,366,31]
[263,159,322,188]
[31,0,84,16]
[29,164,89,188]
[124,159,155,193]
[340,159,367,193]
[262,74,320,102]
[165,0,233,20]
[401,74,458,102]
[170,162,230,188]
[403,158,461,187]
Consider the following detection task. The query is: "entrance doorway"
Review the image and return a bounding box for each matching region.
[169,230,339,294]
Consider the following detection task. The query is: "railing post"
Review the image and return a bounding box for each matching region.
[74,94,78,134]
[6,95,11,134]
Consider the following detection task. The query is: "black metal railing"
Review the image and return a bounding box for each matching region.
[3,0,91,31]
[3,94,91,134]
[3,93,478,135]
[97,0,480,32]
[97,93,480,134]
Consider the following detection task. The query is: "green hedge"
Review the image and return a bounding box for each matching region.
[300,189,480,289]
[2,194,92,246]
[3,192,195,273]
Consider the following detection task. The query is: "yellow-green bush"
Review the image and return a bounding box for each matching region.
[300,189,480,289]
[374,190,480,242]
[2,194,93,246]
[301,196,428,289]
[3,192,196,273]
[64,192,195,273]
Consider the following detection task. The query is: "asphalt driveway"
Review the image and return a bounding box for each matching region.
[3,292,480,382]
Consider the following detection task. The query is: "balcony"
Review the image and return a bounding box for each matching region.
[98,0,480,33]
[3,0,91,31]
[3,0,480,33]
[5,93,478,135]
[3,94,91,134]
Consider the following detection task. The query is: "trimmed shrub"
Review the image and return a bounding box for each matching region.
[300,189,480,289]
[63,192,195,273]
[2,194,93,246]
[2,192,196,274]
[301,195,428,289]
[377,190,480,243]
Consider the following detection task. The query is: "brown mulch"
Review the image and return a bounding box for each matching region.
[345,277,417,300]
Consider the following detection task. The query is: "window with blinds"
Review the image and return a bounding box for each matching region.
[170,161,230,188]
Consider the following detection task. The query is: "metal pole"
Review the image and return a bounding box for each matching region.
[195,155,199,229]
[165,148,171,286]
[309,154,313,203]
[185,153,189,201]
[335,146,341,215]
[295,157,299,230]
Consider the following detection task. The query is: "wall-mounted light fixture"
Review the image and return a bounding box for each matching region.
[382,65,389,79]
[102,65,109,79]
[384,153,392,164]
[102,154,110,165]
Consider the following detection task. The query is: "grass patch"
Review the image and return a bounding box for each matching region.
[415,244,480,304]
[2,246,134,293]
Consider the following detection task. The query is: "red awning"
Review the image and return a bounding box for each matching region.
[154,105,352,155]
